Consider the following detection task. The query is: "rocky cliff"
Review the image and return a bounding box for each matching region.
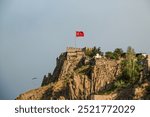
[16,47,150,100]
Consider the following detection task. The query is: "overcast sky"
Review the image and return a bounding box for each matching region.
[0,0,150,99]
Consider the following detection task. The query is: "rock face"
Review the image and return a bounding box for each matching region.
[16,47,150,100]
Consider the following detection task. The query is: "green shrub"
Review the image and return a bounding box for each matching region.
[114,80,126,88]
[113,48,124,60]
[119,46,141,83]
[85,46,103,58]
[105,51,115,59]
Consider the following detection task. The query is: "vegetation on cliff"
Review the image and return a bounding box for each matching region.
[105,48,124,60]
[85,46,103,58]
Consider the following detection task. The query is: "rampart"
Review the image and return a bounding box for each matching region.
[66,47,85,60]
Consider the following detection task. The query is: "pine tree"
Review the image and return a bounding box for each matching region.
[121,46,140,83]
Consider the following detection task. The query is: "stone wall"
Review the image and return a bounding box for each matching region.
[66,47,82,53]
[147,55,150,71]
[66,47,85,60]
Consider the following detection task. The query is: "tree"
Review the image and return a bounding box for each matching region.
[126,46,135,60]
[105,51,115,59]
[121,46,140,83]
[85,46,103,58]
[92,46,103,56]
[105,48,123,60]
[113,48,123,60]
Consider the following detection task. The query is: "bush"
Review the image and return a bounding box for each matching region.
[113,48,124,60]
[105,51,115,59]
[120,46,141,83]
[85,46,103,58]
[114,80,126,88]
[105,48,124,60]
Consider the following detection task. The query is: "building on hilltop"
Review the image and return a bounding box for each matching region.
[66,47,85,60]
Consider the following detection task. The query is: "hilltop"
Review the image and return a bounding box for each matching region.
[16,47,150,100]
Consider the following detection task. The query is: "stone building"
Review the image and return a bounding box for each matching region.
[66,47,85,60]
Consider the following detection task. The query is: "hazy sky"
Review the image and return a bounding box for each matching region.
[0,0,150,99]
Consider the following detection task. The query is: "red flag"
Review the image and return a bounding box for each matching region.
[76,31,84,37]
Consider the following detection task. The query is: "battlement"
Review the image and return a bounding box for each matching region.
[66,47,83,53]
[83,47,93,51]
[67,47,94,52]
[66,47,85,60]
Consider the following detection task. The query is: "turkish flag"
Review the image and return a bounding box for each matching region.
[76,31,84,37]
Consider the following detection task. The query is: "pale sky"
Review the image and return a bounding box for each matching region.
[0,0,150,99]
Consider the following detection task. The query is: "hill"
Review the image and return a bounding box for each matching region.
[16,47,150,100]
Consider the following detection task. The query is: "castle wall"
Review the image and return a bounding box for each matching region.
[66,47,85,60]
[66,47,82,53]
[147,55,150,71]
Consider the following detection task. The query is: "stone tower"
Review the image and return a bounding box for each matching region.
[66,47,85,60]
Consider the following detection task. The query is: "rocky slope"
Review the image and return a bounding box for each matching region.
[16,48,150,100]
